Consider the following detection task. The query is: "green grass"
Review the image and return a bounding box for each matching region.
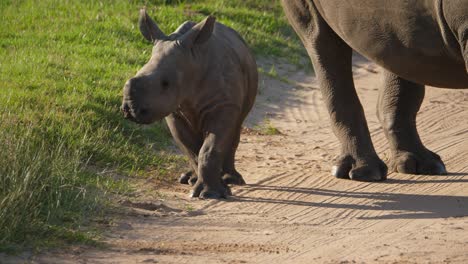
[258,64,294,85]
[0,0,304,251]
[254,120,282,136]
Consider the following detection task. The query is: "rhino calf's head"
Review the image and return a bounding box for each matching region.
[122,9,215,124]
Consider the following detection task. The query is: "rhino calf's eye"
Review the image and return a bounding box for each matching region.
[161,80,169,90]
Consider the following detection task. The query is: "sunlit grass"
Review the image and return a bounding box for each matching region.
[0,0,304,251]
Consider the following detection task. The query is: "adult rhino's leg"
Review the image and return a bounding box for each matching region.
[165,113,202,185]
[281,0,387,181]
[222,124,246,185]
[377,71,447,175]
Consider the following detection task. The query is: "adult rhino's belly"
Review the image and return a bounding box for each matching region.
[316,0,468,88]
[359,42,468,88]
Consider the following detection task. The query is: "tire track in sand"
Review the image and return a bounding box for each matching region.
[20,56,468,264]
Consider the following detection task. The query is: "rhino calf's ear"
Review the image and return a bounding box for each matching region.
[139,8,166,43]
[180,16,216,48]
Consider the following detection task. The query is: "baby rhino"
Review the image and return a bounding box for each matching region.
[122,9,258,199]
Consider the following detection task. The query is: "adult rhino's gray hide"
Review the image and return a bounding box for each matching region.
[122,9,258,199]
[281,0,468,181]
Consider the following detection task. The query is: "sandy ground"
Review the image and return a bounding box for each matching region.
[3,56,468,263]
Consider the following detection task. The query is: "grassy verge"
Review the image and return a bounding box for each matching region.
[0,0,304,251]
[253,119,282,136]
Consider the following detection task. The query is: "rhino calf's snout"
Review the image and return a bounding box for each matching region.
[121,102,130,116]
[122,76,151,121]
[121,101,149,120]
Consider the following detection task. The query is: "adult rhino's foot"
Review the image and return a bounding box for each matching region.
[332,154,388,181]
[222,171,246,185]
[178,171,197,186]
[390,149,446,175]
[189,181,231,199]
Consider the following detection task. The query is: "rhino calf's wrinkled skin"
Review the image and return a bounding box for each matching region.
[282,0,468,181]
[122,9,257,199]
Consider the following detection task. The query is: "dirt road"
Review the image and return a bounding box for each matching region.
[14,56,468,263]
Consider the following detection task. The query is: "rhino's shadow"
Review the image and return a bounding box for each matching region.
[228,173,468,220]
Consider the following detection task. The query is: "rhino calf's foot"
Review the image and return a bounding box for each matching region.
[390,150,447,175]
[332,154,388,181]
[179,171,198,186]
[222,171,246,185]
[179,171,193,184]
[190,181,231,199]
[181,171,246,186]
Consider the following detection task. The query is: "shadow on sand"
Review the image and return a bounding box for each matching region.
[224,172,468,220]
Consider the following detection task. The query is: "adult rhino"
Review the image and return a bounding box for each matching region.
[281,0,468,181]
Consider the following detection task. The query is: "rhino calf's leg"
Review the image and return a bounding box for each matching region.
[165,113,202,185]
[168,113,246,187]
[222,124,246,185]
[377,71,447,175]
[190,110,239,199]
